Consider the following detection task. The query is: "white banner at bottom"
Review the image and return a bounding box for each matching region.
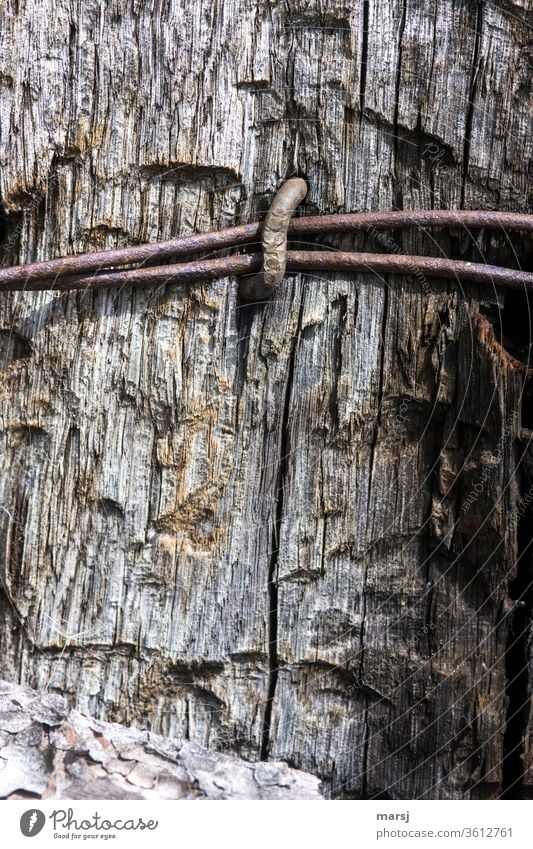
[2,799,531,849]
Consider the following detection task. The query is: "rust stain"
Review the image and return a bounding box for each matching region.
[476,313,533,375]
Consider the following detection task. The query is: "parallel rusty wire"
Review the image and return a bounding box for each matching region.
[11,252,533,293]
[0,209,531,293]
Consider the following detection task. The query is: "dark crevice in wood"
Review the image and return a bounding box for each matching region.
[260,302,301,761]
[68,21,77,73]
[96,498,125,519]
[360,711,370,798]
[137,163,241,188]
[500,339,533,796]
[424,575,436,658]
[259,461,283,756]
[0,588,39,662]
[460,1,484,208]
[359,1,369,116]
[496,289,533,370]
[0,191,6,245]
[451,233,533,275]
[234,301,261,397]
[521,379,533,431]
[0,328,33,365]
[184,697,190,742]
[0,202,23,268]
[392,0,407,209]
[358,285,389,798]
[501,477,533,798]
[329,294,346,432]
[6,490,27,601]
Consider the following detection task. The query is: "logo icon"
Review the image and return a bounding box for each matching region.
[20,809,46,837]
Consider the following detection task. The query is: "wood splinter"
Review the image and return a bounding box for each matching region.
[238,177,308,301]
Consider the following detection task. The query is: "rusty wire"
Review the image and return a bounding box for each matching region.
[0,209,531,294]
[5,250,532,293]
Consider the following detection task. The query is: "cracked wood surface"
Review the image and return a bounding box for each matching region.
[0,0,532,798]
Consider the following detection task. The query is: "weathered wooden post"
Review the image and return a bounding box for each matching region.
[0,0,531,798]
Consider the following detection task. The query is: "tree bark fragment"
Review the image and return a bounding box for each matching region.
[0,680,322,799]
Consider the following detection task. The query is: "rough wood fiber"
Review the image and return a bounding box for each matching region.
[0,0,531,798]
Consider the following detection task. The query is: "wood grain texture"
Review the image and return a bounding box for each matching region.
[0,0,531,798]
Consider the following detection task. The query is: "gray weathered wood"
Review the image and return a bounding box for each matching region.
[0,0,531,798]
